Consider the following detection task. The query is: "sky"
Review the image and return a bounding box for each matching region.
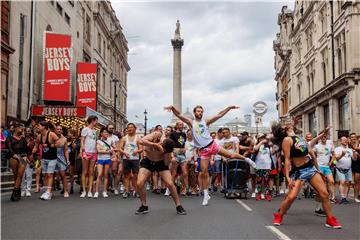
[112,1,291,128]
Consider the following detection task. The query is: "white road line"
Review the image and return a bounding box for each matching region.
[236,199,252,211]
[266,226,291,240]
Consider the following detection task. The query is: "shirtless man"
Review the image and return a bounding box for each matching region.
[165,105,256,206]
[135,130,186,215]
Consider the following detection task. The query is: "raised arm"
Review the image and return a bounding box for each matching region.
[309,126,331,147]
[139,132,160,148]
[206,106,239,126]
[164,105,193,128]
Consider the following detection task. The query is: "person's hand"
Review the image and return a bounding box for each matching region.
[164,106,173,112]
[153,143,164,152]
[124,152,130,159]
[229,105,240,110]
[210,160,215,166]
[42,143,48,148]
[287,178,294,189]
[67,160,70,166]
[341,150,346,157]
[324,125,331,133]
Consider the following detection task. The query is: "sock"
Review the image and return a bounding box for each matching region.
[204,189,209,196]
[315,202,321,211]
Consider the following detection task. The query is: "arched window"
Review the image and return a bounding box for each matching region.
[46,24,52,31]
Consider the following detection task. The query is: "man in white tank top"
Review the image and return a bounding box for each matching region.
[119,123,143,198]
[165,105,256,206]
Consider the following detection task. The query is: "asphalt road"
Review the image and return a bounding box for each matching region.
[1,189,359,240]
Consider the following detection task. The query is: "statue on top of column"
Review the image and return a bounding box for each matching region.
[174,20,181,39]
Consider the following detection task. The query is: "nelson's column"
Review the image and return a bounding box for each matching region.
[171,20,184,123]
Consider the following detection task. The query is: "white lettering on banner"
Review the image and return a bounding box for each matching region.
[40,107,78,116]
[45,47,71,71]
[78,73,96,93]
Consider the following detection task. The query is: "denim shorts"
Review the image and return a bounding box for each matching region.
[55,155,67,172]
[336,168,352,182]
[319,166,332,176]
[291,165,317,182]
[42,159,57,174]
[174,152,187,164]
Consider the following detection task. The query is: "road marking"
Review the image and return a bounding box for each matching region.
[236,199,252,211]
[266,226,291,240]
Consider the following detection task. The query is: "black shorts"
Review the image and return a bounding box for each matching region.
[140,157,168,173]
[123,159,140,174]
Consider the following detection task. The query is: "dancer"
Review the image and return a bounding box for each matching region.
[164,105,256,206]
[135,130,186,215]
[271,121,342,229]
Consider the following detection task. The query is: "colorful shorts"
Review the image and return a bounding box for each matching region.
[291,165,318,182]
[83,152,97,161]
[199,141,221,159]
[98,159,112,165]
[319,166,332,176]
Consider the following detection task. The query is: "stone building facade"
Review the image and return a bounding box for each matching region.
[4,0,129,130]
[274,1,360,139]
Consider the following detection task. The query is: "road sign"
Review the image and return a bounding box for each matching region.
[253,101,268,116]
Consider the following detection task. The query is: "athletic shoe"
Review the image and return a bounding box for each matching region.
[355,198,360,203]
[279,189,285,195]
[164,188,170,196]
[325,216,342,229]
[133,192,140,198]
[25,190,31,197]
[145,183,151,191]
[315,208,326,217]
[213,186,218,192]
[256,194,262,201]
[120,184,125,194]
[202,195,211,206]
[102,192,109,198]
[114,189,119,195]
[261,194,265,200]
[330,198,337,204]
[135,205,149,215]
[176,205,187,215]
[42,192,52,201]
[272,213,283,226]
[160,188,166,194]
[80,192,86,198]
[220,188,226,194]
[251,192,256,198]
[245,158,256,168]
[339,198,349,204]
[93,192,99,198]
[87,192,93,198]
[265,194,272,201]
[40,192,47,200]
[21,191,26,197]
[123,192,129,198]
[64,192,69,198]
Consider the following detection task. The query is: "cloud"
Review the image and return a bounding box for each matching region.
[113,1,287,128]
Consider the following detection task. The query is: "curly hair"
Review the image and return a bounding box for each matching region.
[271,122,287,146]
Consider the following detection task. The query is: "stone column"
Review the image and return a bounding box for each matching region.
[171,20,184,123]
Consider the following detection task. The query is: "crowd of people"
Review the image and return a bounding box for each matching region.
[1,105,359,228]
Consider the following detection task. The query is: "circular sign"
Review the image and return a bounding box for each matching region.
[253,101,268,116]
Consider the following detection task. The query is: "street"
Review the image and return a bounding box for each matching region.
[2,189,359,240]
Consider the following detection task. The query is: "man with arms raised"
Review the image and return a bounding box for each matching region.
[165,105,256,206]
[135,130,186,215]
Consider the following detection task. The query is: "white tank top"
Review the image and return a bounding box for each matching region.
[124,135,139,160]
[192,118,213,148]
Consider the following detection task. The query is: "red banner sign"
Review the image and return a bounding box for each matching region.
[32,105,86,118]
[43,32,72,102]
[76,63,97,110]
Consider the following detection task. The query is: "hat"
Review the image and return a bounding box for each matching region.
[240,131,249,136]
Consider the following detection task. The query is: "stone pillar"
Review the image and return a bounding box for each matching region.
[171,20,184,123]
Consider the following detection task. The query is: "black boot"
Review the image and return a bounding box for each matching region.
[10,188,21,201]
[10,189,17,201]
[15,188,21,201]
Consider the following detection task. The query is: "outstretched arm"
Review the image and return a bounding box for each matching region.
[206,106,239,126]
[309,126,331,147]
[164,105,193,128]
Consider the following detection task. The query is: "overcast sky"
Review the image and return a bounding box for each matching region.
[113,1,291,128]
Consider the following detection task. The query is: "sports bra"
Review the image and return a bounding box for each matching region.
[290,135,309,158]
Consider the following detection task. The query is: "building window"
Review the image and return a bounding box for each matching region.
[64,13,70,25]
[337,48,342,75]
[321,49,327,86]
[56,2,63,16]
[306,24,313,50]
[308,111,316,136]
[68,0,74,7]
[103,40,106,59]
[97,32,101,53]
[83,51,91,63]
[50,0,54,5]
[323,104,329,127]
[85,14,91,44]
[297,83,301,103]
[102,73,106,96]
[338,95,349,130]
[320,7,327,34]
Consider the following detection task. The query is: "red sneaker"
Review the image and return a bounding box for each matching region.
[256,194,262,201]
[265,194,272,201]
[272,213,283,226]
[325,216,342,229]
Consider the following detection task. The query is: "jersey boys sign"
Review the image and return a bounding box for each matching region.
[43,32,72,102]
[76,63,97,110]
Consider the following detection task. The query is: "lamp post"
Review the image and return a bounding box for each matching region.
[111,73,120,130]
[144,109,148,136]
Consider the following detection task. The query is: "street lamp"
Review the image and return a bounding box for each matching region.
[144,109,148,136]
[111,73,120,130]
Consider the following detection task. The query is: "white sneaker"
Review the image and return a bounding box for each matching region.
[102,192,109,198]
[251,192,256,198]
[80,191,86,198]
[164,188,170,196]
[145,182,151,191]
[245,158,256,168]
[42,192,52,201]
[114,189,119,195]
[40,192,47,199]
[93,192,99,198]
[21,191,26,197]
[355,198,360,203]
[87,192,93,198]
[279,189,285,195]
[202,195,211,206]
[26,190,31,197]
[261,194,265,200]
[120,184,125,193]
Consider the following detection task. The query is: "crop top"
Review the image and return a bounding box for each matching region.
[290,135,309,158]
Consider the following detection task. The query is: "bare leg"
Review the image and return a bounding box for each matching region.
[310,173,333,217]
[70,165,75,190]
[96,164,104,193]
[132,173,138,192]
[46,173,54,193]
[354,173,360,199]
[137,168,152,206]
[35,167,41,192]
[104,164,110,193]
[200,158,210,191]
[171,160,178,181]
[81,158,89,192]
[326,174,336,199]
[87,161,96,193]
[180,163,189,190]
[124,173,131,193]
[59,170,68,194]
[278,180,303,216]
[160,170,181,206]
